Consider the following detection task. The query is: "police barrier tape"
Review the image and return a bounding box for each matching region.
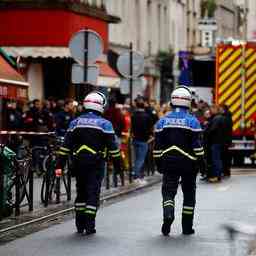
[0,131,55,136]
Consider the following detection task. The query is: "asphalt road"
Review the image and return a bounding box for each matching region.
[1,174,256,256]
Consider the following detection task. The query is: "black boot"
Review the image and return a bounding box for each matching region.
[182,229,195,235]
[161,218,172,236]
[182,214,195,235]
[85,216,96,236]
[75,212,85,234]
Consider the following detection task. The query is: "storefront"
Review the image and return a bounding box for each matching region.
[0,0,120,100]
[0,51,29,129]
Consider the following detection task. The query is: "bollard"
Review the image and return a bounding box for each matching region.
[15,167,21,216]
[28,162,34,212]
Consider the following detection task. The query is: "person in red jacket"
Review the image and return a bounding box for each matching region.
[104,99,125,144]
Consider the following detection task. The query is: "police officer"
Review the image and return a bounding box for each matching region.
[154,86,204,236]
[56,91,122,235]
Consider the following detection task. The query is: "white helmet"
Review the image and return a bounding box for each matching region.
[171,86,192,108]
[83,91,107,113]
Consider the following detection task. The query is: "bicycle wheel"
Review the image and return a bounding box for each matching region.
[7,158,32,206]
[40,170,55,205]
[40,154,57,205]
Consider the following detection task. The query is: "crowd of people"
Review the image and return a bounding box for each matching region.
[4,93,233,184]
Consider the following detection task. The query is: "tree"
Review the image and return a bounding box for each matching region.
[200,0,217,18]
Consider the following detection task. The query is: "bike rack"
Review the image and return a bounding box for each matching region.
[14,158,34,216]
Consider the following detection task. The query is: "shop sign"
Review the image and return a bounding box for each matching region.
[0,84,27,100]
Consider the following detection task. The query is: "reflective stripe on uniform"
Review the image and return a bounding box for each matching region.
[109,149,120,154]
[75,203,86,207]
[153,150,163,159]
[182,206,194,215]
[60,147,70,152]
[56,151,69,156]
[183,206,194,210]
[182,211,194,215]
[163,200,174,207]
[86,205,97,211]
[75,145,97,155]
[193,147,204,152]
[112,153,121,158]
[195,151,204,156]
[160,146,197,161]
[76,207,86,211]
[84,210,96,215]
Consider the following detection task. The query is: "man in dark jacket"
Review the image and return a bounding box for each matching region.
[54,99,74,137]
[207,105,226,182]
[220,105,233,177]
[132,97,153,183]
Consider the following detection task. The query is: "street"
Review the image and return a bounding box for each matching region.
[1,173,256,256]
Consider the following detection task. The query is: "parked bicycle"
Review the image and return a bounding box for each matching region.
[0,144,33,218]
[40,137,71,206]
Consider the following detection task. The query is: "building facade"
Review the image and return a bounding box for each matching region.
[106,0,188,102]
[0,0,119,100]
[215,0,239,40]
[236,0,256,41]
[186,0,201,51]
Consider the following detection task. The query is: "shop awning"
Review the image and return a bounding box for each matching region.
[2,47,71,59]
[0,54,29,100]
[97,61,120,88]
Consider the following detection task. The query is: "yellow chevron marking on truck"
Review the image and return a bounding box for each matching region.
[219,48,234,63]
[245,97,255,111]
[245,104,256,120]
[245,53,256,68]
[246,64,256,78]
[219,69,242,94]
[246,48,254,58]
[226,89,241,108]
[219,49,242,73]
[219,59,242,84]
[233,121,241,131]
[219,79,241,103]
[245,73,256,90]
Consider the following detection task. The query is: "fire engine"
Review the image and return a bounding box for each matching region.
[215,43,256,165]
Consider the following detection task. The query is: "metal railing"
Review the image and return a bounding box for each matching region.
[0,132,156,220]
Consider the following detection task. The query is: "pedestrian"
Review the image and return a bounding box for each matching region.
[207,104,226,182]
[220,105,233,177]
[6,101,23,130]
[132,96,153,184]
[145,99,159,125]
[55,91,122,235]
[104,98,125,145]
[154,86,204,236]
[54,99,74,137]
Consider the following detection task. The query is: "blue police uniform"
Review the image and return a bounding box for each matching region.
[57,111,121,234]
[154,107,204,235]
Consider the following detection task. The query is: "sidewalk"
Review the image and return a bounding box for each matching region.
[0,173,162,232]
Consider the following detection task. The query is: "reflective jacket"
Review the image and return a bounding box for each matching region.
[153,107,204,168]
[57,111,121,170]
